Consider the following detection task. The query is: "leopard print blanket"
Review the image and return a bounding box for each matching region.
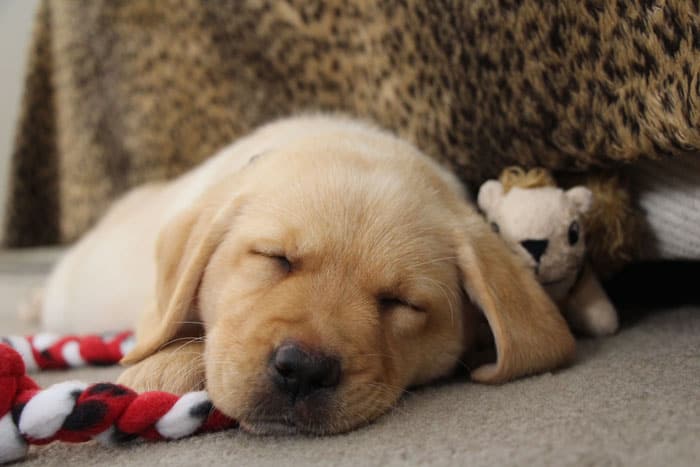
[5,0,700,273]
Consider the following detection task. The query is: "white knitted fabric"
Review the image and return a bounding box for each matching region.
[632,155,700,260]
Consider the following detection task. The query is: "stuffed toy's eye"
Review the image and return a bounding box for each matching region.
[491,222,500,233]
[568,221,580,245]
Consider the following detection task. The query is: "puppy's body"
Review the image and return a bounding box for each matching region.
[43,117,357,333]
[41,115,575,434]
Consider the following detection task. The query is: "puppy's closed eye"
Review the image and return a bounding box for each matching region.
[378,295,428,337]
[250,250,293,273]
[377,295,424,313]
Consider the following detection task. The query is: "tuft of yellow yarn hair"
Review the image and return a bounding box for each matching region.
[497,167,640,278]
[499,166,556,192]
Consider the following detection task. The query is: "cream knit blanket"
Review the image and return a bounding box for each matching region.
[633,156,700,260]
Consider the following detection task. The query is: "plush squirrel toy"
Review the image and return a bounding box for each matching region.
[478,167,618,337]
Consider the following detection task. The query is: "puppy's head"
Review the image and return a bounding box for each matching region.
[123,135,574,434]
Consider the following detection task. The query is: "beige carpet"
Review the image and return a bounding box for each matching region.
[1,249,698,467]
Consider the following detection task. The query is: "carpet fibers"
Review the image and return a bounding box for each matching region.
[1,249,698,466]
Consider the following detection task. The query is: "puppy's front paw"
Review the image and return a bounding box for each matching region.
[117,341,205,394]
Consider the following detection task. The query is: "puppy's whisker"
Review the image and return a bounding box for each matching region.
[170,363,200,385]
[156,336,205,353]
[421,275,460,327]
[406,255,459,269]
[336,399,375,430]
[346,352,396,365]
[344,384,408,418]
[362,380,415,397]
[159,336,205,346]
[348,352,393,359]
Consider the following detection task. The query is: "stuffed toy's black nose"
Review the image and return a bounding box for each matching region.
[270,343,341,400]
[521,239,549,264]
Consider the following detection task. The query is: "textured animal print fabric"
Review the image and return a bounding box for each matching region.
[5,0,699,271]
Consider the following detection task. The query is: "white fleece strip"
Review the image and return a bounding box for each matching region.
[61,341,85,367]
[155,391,210,439]
[19,381,88,439]
[3,337,38,372]
[31,332,59,352]
[119,335,136,357]
[633,155,700,259]
[0,412,28,464]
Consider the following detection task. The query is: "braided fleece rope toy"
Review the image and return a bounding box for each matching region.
[0,340,237,464]
[1,331,135,371]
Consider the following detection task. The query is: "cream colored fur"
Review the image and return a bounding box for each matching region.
[40,115,575,434]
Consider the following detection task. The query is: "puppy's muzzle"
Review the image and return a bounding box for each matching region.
[270,342,341,401]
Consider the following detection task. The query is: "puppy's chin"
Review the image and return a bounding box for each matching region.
[238,414,358,436]
[236,390,345,436]
[218,376,399,436]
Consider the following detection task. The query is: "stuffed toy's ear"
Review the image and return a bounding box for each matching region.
[566,186,593,214]
[477,180,504,215]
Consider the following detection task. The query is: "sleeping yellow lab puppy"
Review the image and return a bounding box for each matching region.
[40,115,575,435]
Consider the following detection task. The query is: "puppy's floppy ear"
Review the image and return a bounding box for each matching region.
[455,215,576,383]
[121,184,243,365]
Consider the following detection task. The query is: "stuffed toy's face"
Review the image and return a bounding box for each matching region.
[478,182,592,301]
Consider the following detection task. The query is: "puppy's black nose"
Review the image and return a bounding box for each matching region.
[270,343,341,400]
[521,239,548,264]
